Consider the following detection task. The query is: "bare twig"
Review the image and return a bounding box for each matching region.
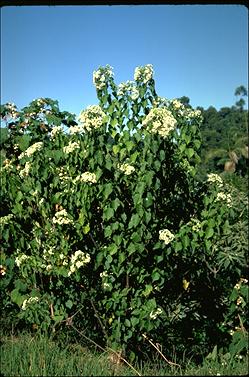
[142,333,180,368]
[70,324,141,376]
[89,297,108,339]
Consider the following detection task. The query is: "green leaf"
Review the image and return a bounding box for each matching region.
[104,226,112,237]
[128,213,140,229]
[205,227,214,239]
[16,191,23,202]
[10,289,25,307]
[112,144,119,154]
[103,183,113,200]
[106,255,113,264]
[103,207,114,221]
[113,235,122,245]
[109,244,118,256]
[65,299,73,309]
[128,243,136,255]
[111,198,121,211]
[119,252,125,264]
[125,319,131,327]
[131,317,139,327]
[143,284,153,297]
[131,232,141,243]
[96,252,104,267]
[175,242,182,252]
[182,235,190,249]
[126,140,134,152]
[83,224,90,234]
[152,271,160,282]
[186,148,195,159]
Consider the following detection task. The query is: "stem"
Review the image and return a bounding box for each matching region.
[142,333,181,368]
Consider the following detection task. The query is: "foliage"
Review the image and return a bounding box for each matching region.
[0,66,248,362]
[197,85,248,179]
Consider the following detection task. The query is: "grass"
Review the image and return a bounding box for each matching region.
[0,332,248,376]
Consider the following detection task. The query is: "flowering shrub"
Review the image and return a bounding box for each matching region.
[0,65,248,361]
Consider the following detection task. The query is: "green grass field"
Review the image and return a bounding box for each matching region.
[1,332,248,376]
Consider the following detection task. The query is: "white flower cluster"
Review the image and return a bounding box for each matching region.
[134,64,153,84]
[21,296,39,311]
[100,271,108,278]
[100,270,112,290]
[149,307,162,320]
[19,162,32,178]
[78,105,106,132]
[34,98,47,107]
[171,99,185,110]
[142,107,177,138]
[190,218,202,232]
[2,159,14,171]
[69,125,84,134]
[207,173,223,187]
[15,254,29,267]
[234,278,248,290]
[3,102,19,118]
[152,96,169,108]
[68,250,91,276]
[63,141,80,154]
[117,81,139,100]
[0,264,6,276]
[19,142,43,159]
[74,172,97,184]
[215,192,233,207]
[159,229,175,245]
[93,65,114,90]
[185,108,203,120]
[117,163,135,175]
[52,209,73,225]
[50,126,63,139]
[0,213,14,225]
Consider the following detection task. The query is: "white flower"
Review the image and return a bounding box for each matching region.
[18,142,43,159]
[38,198,45,206]
[69,250,91,275]
[52,209,73,225]
[100,271,108,278]
[149,307,162,320]
[75,172,97,184]
[78,105,106,132]
[103,282,111,290]
[207,173,223,187]
[2,159,14,170]
[51,126,63,139]
[63,141,80,154]
[159,229,174,245]
[236,297,243,306]
[190,218,202,232]
[19,161,32,178]
[215,192,233,208]
[0,214,14,225]
[117,163,135,175]
[21,296,39,310]
[93,65,114,90]
[117,81,139,100]
[171,99,185,110]
[69,125,84,134]
[0,265,6,276]
[15,254,29,267]
[134,64,153,84]
[142,107,177,138]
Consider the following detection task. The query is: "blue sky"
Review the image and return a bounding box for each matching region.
[1,4,248,117]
